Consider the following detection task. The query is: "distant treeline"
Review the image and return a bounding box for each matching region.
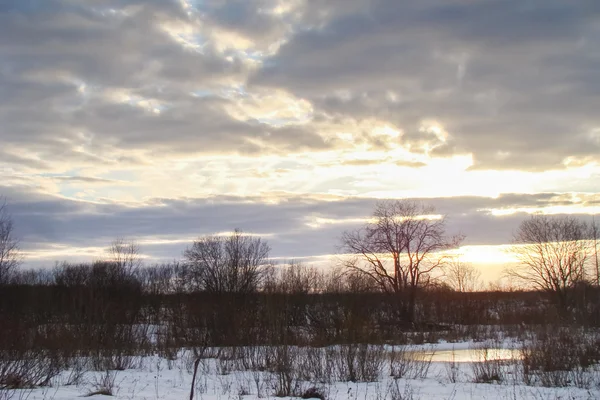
[3,260,600,357]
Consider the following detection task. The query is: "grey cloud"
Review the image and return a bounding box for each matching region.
[251,0,600,170]
[1,185,595,266]
[2,0,600,268]
[200,0,289,46]
[1,0,331,170]
[64,95,332,156]
[6,0,599,172]
[0,151,52,171]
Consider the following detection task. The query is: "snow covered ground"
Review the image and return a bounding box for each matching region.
[6,341,600,400]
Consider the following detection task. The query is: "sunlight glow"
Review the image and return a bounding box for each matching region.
[304,217,372,229]
[419,120,449,143]
[458,245,518,265]
[213,231,276,238]
[374,125,402,138]
[224,89,314,126]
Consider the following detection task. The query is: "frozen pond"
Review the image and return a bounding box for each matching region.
[410,347,522,363]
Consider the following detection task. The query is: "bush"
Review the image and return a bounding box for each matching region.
[85,370,118,397]
[297,347,334,384]
[470,341,508,384]
[0,350,62,389]
[267,345,301,397]
[520,327,600,388]
[390,345,435,380]
[333,344,385,382]
[301,386,327,400]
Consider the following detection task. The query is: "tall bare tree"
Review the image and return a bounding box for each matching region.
[0,199,21,284]
[340,200,463,322]
[445,259,482,292]
[267,261,322,294]
[109,237,142,275]
[79,238,144,289]
[184,229,270,293]
[507,215,593,311]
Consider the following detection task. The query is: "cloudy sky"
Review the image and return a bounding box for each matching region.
[2,0,600,280]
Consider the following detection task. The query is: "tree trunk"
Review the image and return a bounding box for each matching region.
[189,357,200,400]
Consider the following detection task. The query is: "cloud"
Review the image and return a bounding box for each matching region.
[1,183,597,267]
[1,0,599,268]
[251,0,600,170]
[0,0,333,173]
[3,0,600,180]
[51,176,127,184]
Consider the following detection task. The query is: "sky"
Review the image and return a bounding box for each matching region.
[1,0,600,281]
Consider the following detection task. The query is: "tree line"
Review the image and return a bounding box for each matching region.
[1,197,600,313]
[1,197,600,329]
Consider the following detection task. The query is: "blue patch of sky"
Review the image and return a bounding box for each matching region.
[119,94,165,111]
[37,170,94,198]
[121,95,142,107]
[191,85,250,100]
[219,84,249,99]
[240,50,265,61]
[191,89,215,98]
[174,32,208,53]
[256,117,298,127]
[154,103,172,113]
[57,186,85,198]
[186,0,207,11]
[192,33,209,48]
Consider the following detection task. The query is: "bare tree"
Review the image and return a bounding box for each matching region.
[270,261,321,294]
[340,200,463,322]
[109,237,142,274]
[53,262,91,286]
[507,215,593,311]
[80,238,144,289]
[183,229,270,293]
[445,259,482,292]
[0,199,21,284]
[138,262,177,295]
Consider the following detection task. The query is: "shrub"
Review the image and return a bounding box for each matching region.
[0,350,62,389]
[520,327,600,388]
[86,370,118,397]
[470,341,508,384]
[333,344,385,382]
[390,345,435,380]
[301,386,327,400]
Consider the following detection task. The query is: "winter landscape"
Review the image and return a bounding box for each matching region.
[2,200,600,400]
[2,1,600,399]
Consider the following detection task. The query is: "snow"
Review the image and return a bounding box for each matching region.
[6,343,600,400]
